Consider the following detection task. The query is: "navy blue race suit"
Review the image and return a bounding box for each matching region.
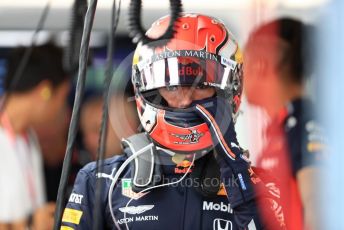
[61,143,284,230]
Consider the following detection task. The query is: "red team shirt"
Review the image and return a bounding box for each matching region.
[256,98,322,230]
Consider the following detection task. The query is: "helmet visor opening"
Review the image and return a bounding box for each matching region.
[133,50,238,93]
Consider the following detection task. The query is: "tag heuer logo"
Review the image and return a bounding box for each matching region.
[119,205,154,215]
[171,129,204,144]
[121,179,148,200]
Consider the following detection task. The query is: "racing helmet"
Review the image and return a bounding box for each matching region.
[132,13,243,154]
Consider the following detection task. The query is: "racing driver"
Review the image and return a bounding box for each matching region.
[61,13,286,230]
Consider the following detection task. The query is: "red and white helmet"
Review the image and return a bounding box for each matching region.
[132,13,243,154]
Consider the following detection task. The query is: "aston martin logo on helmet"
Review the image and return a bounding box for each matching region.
[171,129,204,144]
[132,13,243,154]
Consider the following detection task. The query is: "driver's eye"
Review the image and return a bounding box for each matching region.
[166,86,178,91]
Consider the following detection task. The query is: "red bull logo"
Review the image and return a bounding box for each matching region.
[174,160,193,174]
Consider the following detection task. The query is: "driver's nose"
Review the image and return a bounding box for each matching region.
[174,87,193,108]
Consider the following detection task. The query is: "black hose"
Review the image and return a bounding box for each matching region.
[0,1,51,113]
[53,0,98,229]
[54,0,182,228]
[128,0,183,47]
[63,0,88,75]
[92,0,122,229]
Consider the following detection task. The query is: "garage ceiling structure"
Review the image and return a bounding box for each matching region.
[0,0,329,47]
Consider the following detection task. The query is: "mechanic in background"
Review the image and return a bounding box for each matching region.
[0,43,70,230]
[244,18,322,229]
[79,93,139,160]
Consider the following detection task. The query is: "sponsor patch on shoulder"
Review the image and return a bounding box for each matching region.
[305,120,325,153]
[307,141,324,152]
[62,208,83,225]
[68,193,84,205]
[61,226,74,230]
